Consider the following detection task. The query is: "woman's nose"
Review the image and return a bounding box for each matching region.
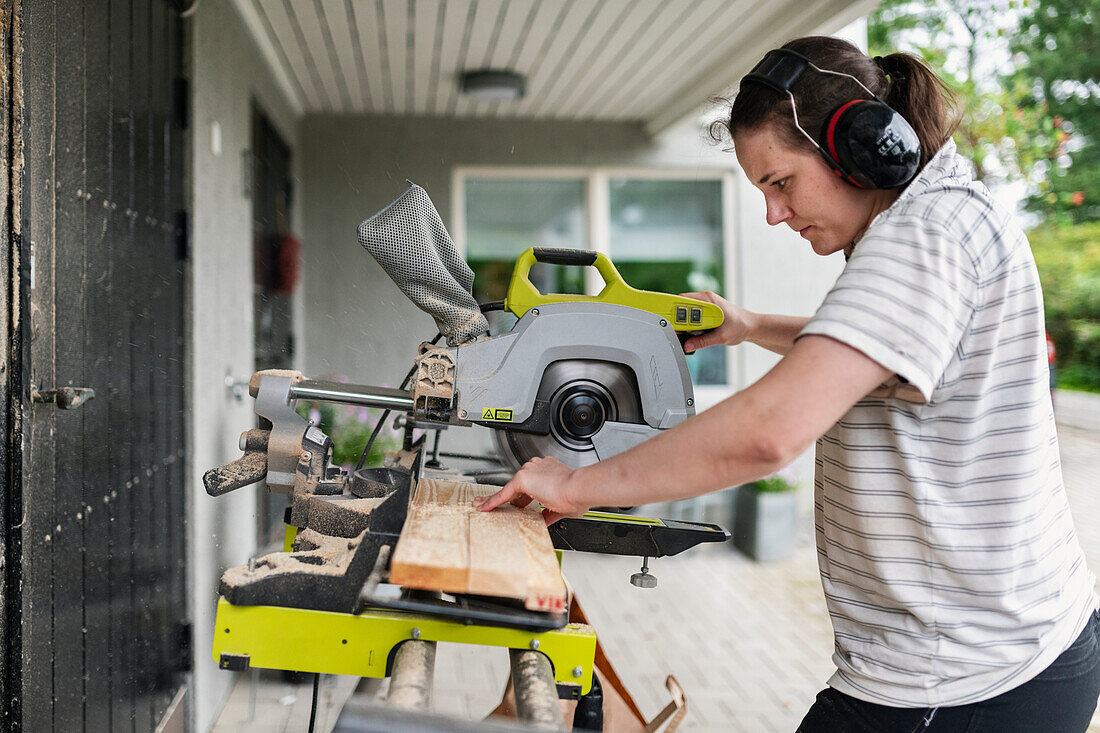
[765,196,792,226]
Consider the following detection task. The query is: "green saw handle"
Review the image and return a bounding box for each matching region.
[503,247,724,333]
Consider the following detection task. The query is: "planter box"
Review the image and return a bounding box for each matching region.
[733,487,798,562]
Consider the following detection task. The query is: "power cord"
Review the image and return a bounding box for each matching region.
[353,331,443,473]
[307,672,320,732]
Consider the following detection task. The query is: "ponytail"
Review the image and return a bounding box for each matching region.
[716,37,960,175]
[876,53,960,170]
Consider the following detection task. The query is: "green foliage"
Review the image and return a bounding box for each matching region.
[870,1,1100,388]
[294,398,399,468]
[1029,222,1100,389]
[868,0,1063,189]
[1059,365,1100,393]
[750,475,798,494]
[1013,0,1100,223]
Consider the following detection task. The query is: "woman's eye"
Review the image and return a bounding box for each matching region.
[774,178,788,191]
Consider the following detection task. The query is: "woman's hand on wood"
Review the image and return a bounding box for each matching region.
[474,456,589,525]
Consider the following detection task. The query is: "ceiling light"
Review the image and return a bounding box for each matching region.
[460,69,526,102]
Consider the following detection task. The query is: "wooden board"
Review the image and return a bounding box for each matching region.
[389,478,568,612]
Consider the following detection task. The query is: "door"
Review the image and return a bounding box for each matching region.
[5,1,189,730]
[251,106,295,542]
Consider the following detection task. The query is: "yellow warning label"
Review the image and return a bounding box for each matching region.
[481,408,514,422]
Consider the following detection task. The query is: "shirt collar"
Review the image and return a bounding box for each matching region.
[857,139,969,242]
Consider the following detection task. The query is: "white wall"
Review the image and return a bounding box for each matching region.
[187,2,300,730]
[733,175,845,498]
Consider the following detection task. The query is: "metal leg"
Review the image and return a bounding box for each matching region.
[572,672,603,730]
[247,668,258,722]
[508,649,566,731]
[387,640,437,710]
[426,429,443,468]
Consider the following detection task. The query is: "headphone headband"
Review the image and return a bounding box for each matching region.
[738,48,920,189]
[740,49,813,94]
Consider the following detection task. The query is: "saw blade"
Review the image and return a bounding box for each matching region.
[493,360,642,472]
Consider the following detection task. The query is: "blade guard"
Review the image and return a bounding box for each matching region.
[504,247,724,332]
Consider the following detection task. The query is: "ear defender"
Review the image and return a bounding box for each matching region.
[820,99,921,189]
[740,49,921,190]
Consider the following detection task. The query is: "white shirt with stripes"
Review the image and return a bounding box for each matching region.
[798,139,1097,707]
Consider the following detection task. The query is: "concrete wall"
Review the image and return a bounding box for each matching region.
[187,2,300,730]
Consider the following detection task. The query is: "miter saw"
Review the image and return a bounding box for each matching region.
[203,183,730,728]
[205,182,729,590]
[214,184,723,466]
[209,182,733,596]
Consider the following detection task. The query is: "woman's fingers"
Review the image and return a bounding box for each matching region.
[474,484,524,512]
[475,454,580,517]
[542,509,570,526]
[683,332,715,353]
[680,290,718,303]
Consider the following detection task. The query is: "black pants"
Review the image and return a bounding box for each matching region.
[798,611,1100,733]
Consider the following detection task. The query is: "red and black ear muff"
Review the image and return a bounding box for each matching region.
[740,48,922,190]
[819,98,921,189]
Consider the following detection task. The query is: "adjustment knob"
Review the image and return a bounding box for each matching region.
[630,556,657,588]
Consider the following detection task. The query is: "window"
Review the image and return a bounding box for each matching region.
[465,178,587,304]
[608,179,726,385]
[457,169,733,387]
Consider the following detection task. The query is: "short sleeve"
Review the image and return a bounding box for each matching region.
[798,215,979,402]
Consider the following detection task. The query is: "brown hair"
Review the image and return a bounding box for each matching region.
[710,36,960,172]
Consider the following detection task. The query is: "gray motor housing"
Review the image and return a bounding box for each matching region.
[452,302,696,430]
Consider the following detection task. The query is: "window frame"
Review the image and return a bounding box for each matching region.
[453,166,738,397]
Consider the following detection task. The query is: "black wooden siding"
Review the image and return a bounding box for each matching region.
[10,1,188,730]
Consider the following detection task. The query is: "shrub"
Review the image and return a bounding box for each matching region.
[751,475,797,493]
[1029,222,1100,391]
[295,391,400,467]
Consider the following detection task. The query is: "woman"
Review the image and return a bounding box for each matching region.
[475,36,1099,732]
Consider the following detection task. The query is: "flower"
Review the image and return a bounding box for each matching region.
[1071,191,1085,206]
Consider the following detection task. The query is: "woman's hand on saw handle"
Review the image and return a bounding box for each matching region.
[474,456,589,525]
[681,291,810,357]
[680,291,756,353]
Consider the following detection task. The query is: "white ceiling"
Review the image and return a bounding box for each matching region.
[233,0,876,135]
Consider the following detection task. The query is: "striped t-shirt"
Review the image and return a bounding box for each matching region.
[798,139,1097,707]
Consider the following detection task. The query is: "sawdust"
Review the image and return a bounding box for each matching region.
[306,495,385,538]
[220,529,360,589]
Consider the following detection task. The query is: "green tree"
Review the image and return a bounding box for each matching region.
[1013,0,1100,224]
[870,1,1099,388]
[868,0,1058,188]
[1028,222,1100,390]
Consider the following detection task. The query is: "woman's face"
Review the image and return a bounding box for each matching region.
[734,123,893,256]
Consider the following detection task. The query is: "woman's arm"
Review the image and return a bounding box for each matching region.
[680,291,809,356]
[476,334,892,523]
